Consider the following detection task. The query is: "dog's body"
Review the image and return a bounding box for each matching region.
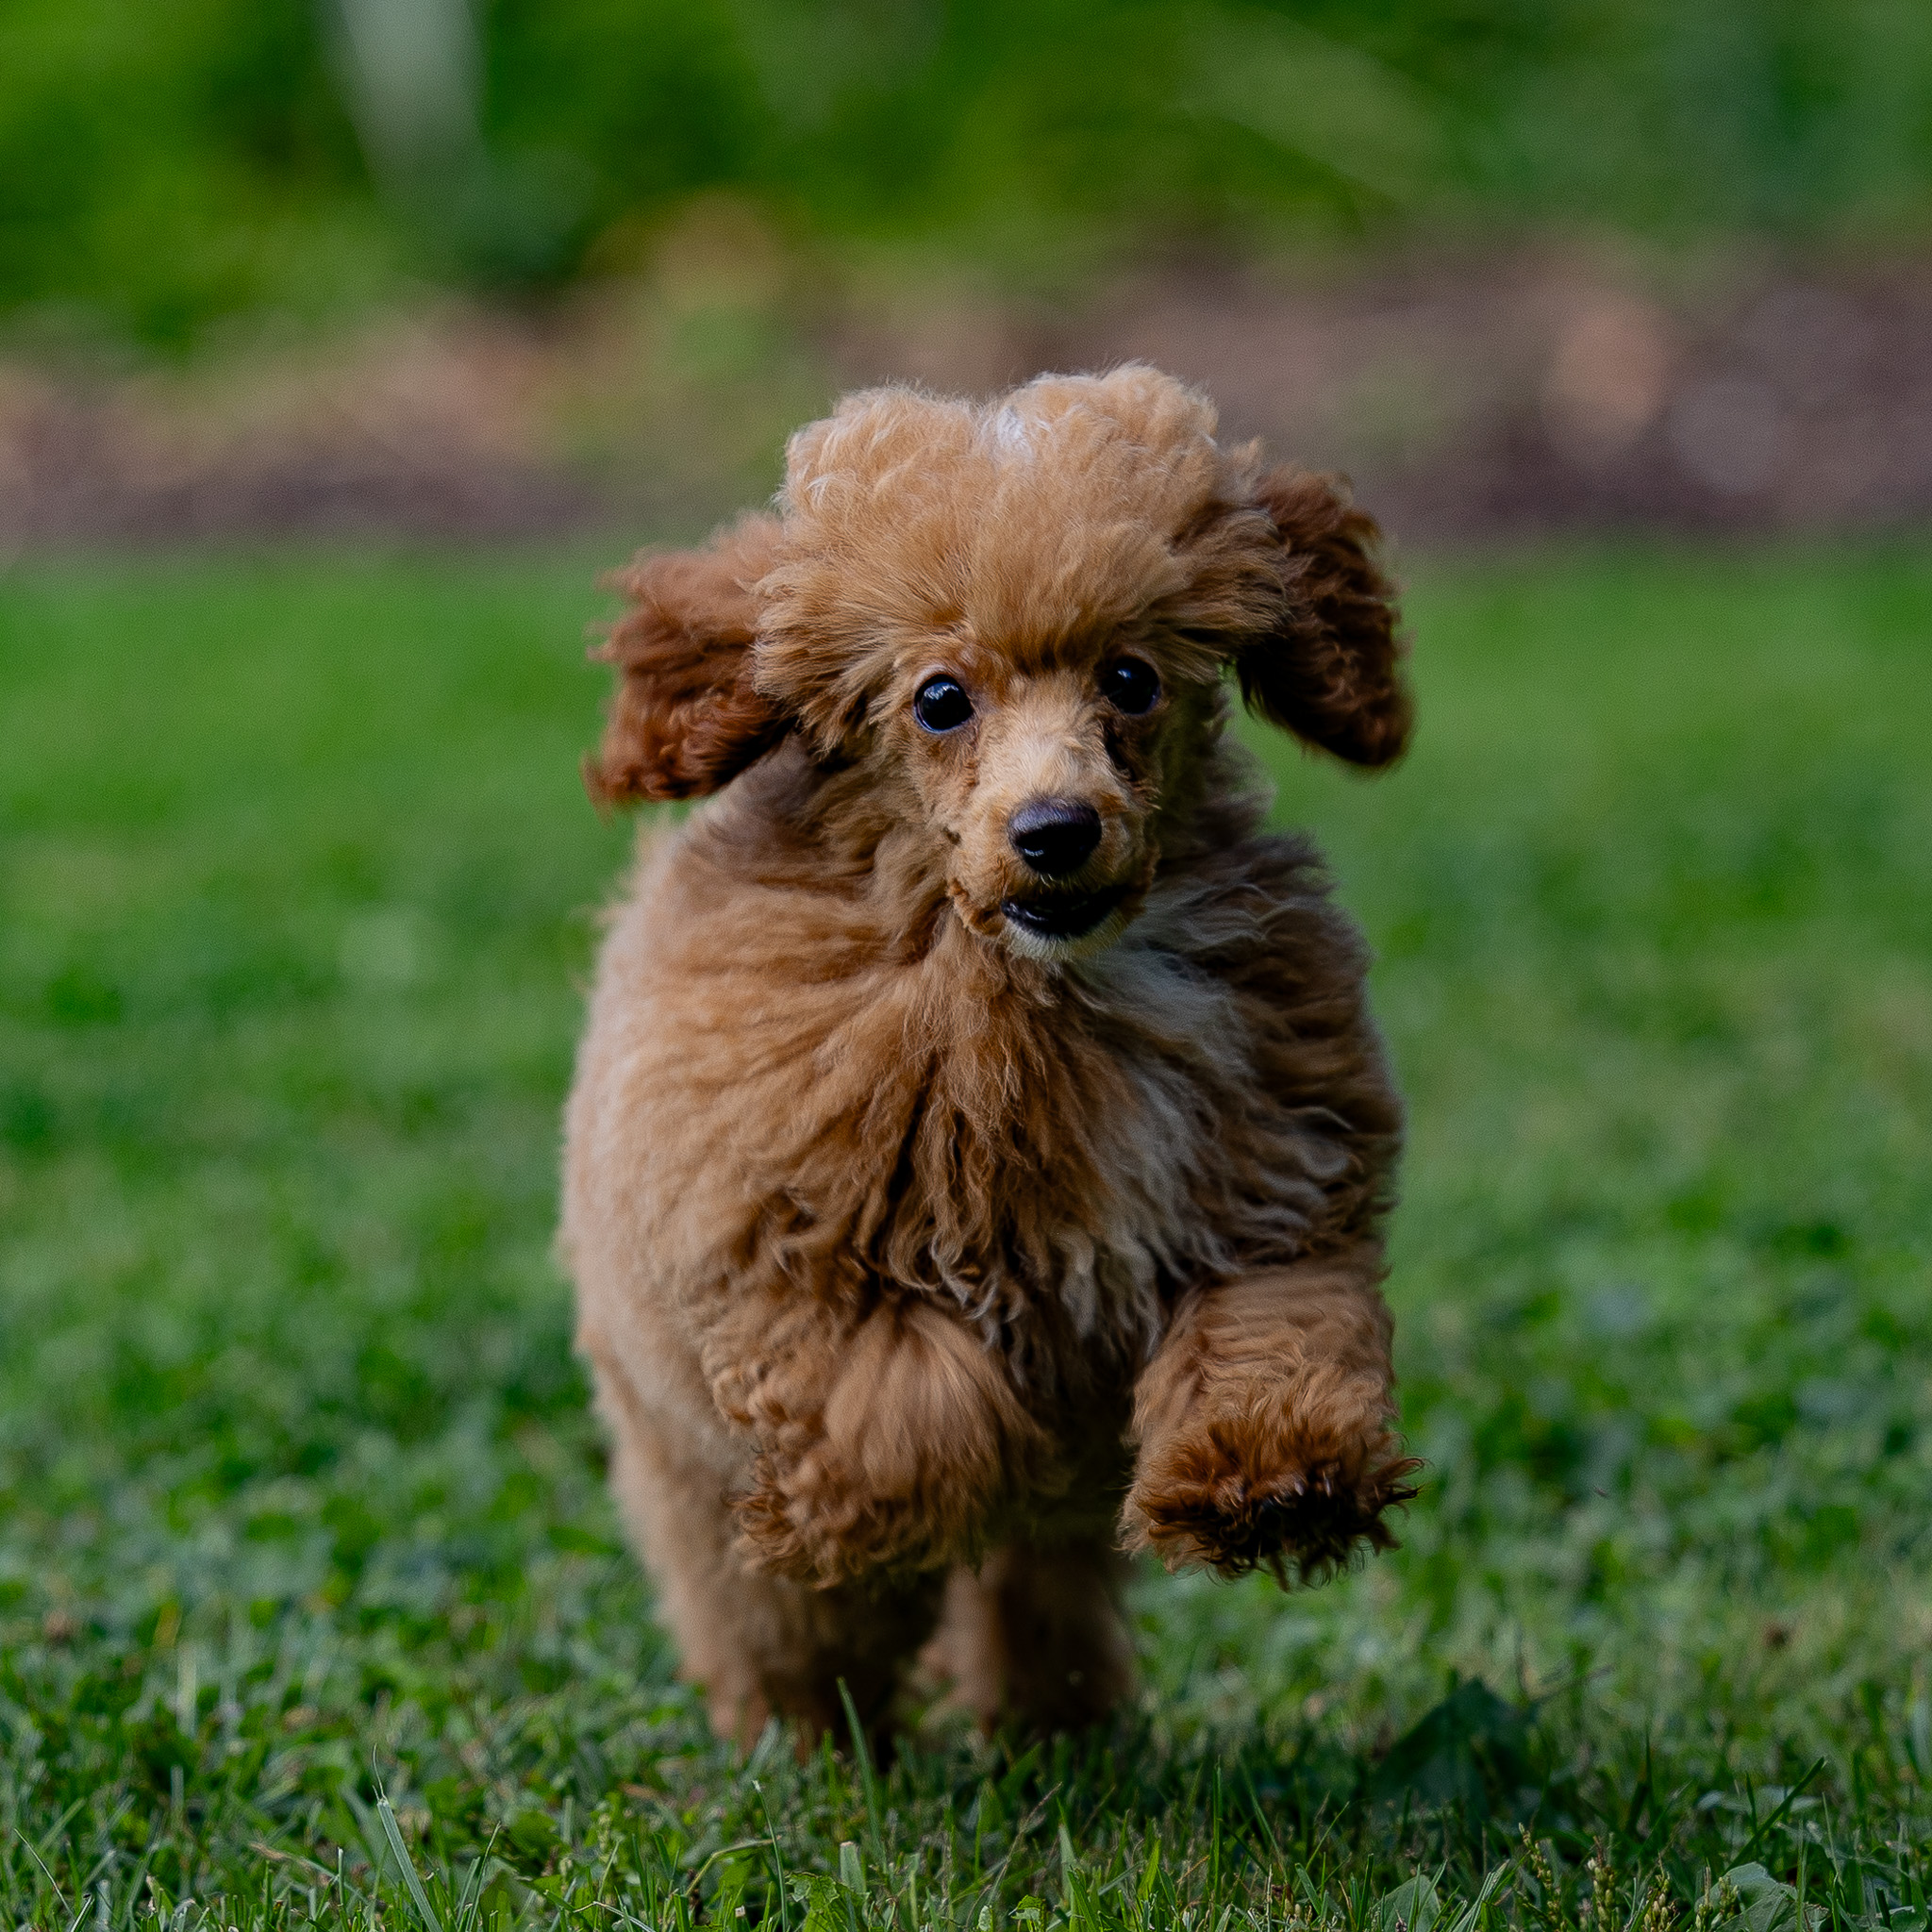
[562,367,1417,1744]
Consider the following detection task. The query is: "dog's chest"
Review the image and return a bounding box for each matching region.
[638,835,1356,1356]
[894,943,1277,1354]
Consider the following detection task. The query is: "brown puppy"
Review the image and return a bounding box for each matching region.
[561,365,1418,1748]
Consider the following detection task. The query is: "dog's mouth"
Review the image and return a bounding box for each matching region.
[999,883,1131,942]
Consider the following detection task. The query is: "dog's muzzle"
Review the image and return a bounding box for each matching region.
[1000,882,1129,941]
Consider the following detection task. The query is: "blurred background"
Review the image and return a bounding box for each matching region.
[6,0,1932,546]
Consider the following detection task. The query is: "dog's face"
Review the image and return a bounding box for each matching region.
[867,604,1235,958]
[588,366,1410,962]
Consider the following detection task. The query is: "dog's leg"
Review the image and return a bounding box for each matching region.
[592,1347,944,1750]
[921,1539,1135,1735]
[1123,1257,1419,1580]
[712,1291,1045,1587]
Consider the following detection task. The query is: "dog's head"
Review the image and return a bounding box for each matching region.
[589,366,1408,960]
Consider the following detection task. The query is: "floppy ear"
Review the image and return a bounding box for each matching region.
[585,515,789,804]
[1233,468,1411,769]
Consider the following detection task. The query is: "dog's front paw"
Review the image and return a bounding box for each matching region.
[1124,1419,1419,1583]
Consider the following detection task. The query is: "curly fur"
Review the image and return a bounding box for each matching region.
[562,364,1417,1747]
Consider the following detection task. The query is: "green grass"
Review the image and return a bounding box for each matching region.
[2,541,1930,1931]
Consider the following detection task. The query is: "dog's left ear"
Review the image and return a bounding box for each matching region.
[585,516,789,805]
[1232,468,1411,770]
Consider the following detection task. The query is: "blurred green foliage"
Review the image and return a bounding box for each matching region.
[0,0,381,347]
[4,0,1931,349]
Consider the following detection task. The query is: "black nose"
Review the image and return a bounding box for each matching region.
[1008,797,1102,877]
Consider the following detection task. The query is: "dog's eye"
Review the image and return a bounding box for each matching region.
[913,675,974,733]
[1102,657,1161,715]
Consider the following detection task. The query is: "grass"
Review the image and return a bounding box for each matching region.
[1,540,1929,1931]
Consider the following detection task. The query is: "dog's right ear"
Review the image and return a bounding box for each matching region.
[585,516,789,805]
[1233,468,1411,770]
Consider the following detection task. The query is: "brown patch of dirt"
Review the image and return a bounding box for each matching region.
[7,246,1931,549]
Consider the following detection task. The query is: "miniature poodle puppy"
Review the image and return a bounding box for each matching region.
[561,364,1418,1747]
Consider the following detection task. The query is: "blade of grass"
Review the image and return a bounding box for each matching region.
[1734,1761,1828,1870]
[376,1794,446,1932]
[838,1678,886,1861]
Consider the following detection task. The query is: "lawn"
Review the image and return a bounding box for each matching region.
[2,541,1929,1931]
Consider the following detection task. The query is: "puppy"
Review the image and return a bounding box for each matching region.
[561,365,1417,1746]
